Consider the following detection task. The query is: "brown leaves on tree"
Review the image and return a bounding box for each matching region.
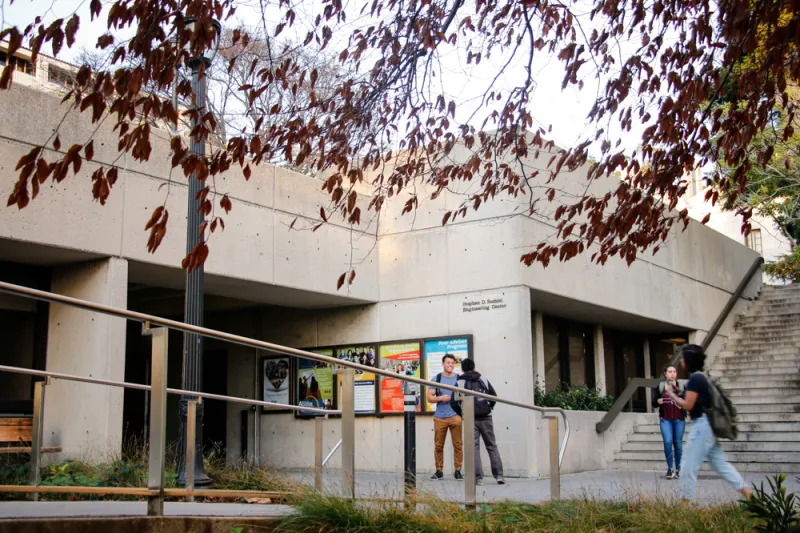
[2,0,799,282]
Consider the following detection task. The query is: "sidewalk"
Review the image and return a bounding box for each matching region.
[290,468,800,504]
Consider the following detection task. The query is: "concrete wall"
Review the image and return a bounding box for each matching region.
[0,84,378,305]
[43,258,128,460]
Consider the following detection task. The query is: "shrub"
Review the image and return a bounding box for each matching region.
[534,382,616,411]
[741,474,800,533]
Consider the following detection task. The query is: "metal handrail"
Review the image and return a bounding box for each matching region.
[0,279,570,465]
[596,255,764,434]
[0,364,337,415]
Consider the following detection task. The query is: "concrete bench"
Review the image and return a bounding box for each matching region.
[0,418,61,454]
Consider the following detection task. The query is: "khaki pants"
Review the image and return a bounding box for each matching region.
[433,415,463,471]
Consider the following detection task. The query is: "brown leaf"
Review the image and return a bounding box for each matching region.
[84,141,95,161]
[336,272,346,290]
[145,206,164,230]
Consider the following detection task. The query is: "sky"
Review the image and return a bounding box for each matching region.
[0,0,655,158]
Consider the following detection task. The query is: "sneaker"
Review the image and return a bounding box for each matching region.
[431,470,443,480]
[664,468,673,479]
[672,470,680,480]
[454,470,464,480]
[476,478,483,486]
[496,477,506,485]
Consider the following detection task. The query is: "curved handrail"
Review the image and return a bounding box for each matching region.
[0,280,570,466]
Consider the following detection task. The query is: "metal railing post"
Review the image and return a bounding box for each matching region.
[341,367,355,500]
[185,398,200,502]
[462,394,476,509]
[28,379,47,502]
[548,416,560,500]
[146,327,169,516]
[403,381,417,506]
[314,416,323,492]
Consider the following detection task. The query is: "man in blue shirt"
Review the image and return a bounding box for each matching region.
[426,354,463,480]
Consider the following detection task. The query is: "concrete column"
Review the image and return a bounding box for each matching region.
[532,311,545,393]
[44,257,128,460]
[593,325,606,395]
[643,338,652,413]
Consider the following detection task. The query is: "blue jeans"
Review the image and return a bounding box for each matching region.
[659,418,685,470]
[680,415,746,500]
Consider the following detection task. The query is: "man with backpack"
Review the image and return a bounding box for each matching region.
[457,358,505,485]
[427,354,463,480]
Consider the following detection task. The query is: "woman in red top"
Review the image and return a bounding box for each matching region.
[652,364,685,479]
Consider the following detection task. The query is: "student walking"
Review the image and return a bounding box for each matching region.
[457,358,505,485]
[652,363,685,479]
[666,344,752,502]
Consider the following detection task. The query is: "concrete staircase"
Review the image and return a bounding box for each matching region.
[610,284,800,473]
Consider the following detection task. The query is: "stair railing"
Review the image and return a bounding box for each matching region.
[596,255,764,434]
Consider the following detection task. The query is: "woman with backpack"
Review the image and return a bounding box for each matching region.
[652,364,685,479]
[666,344,751,502]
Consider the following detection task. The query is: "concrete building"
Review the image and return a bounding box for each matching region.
[679,167,793,284]
[0,69,763,477]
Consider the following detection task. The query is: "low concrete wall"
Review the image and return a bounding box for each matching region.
[533,411,651,476]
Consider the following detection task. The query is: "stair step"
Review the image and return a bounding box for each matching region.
[719,380,800,390]
[735,403,800,414]
[609,460,800,473]
[621,441,800,453]
[716,351,800,361]
[727,388,800,399]
[715,360,800,370]
[737,413,800,423]
[615,451,800,463]
[631,427,799,441]
[634,422,800,432]
[710,366,800,377]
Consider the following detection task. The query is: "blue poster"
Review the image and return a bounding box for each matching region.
[423,337,470,412]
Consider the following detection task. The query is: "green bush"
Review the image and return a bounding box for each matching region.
[534,382,615,411]
[741,474,800,533]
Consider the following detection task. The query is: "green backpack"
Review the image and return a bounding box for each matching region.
[694,371,739,440]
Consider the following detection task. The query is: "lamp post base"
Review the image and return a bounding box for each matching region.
[177,398,213,487]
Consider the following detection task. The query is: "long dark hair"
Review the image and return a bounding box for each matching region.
[682,344,706,373]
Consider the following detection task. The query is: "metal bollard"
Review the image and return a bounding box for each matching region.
[548,416,560,500]
[185,398,201,502]
[462,394,476,509]
[314,416,323,492]
[340,367,355,500]
[146,327,169,516]
[28,379,47,502]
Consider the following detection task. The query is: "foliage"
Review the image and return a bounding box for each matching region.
[764,249,800,284]
[0,445,292,501]
[534,382,615,411]
[279,491,753,532]
[2,0,800,284]
[741,474,800,533]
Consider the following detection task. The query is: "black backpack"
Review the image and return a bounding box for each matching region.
[464,377,494,418]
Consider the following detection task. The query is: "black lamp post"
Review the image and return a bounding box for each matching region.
[178,16,220,488]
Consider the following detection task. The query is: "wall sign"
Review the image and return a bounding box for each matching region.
[296,349,336,416]
[337,345,377,414]
[262,356,291,412]
[379,342,422,414]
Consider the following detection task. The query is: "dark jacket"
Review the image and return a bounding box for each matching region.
[458,370,497,419]
[651,380,686,420]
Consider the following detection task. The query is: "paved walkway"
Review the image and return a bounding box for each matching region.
[1,469,797,518]
[288,468,800,505]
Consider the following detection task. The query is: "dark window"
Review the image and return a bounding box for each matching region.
[0,51,35,75]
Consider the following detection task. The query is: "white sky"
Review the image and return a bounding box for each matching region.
[1,0,653,157]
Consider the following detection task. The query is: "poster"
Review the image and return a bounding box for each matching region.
[297,349,336,414]
[262,357,291,408]
[424,337,470,412]
[337,345,377,414]
[379,342,421,413]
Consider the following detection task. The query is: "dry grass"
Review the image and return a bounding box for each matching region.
[277,490,756,532]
